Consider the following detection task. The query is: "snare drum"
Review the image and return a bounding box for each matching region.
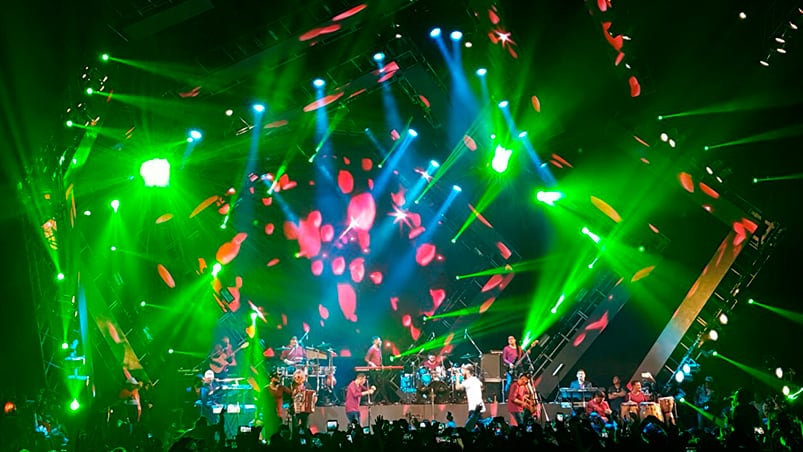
[639,402,664,422]
[658,397,675,424]
[620,402,639,421]
[450,367,464,385]
[400,374,417,393]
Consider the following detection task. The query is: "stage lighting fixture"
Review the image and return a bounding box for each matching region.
[682,363,692,374]
[373,52,385,62]
[430,27,442,38]
[718,313,729,325]
[748,298,755,304]
[450,31,463,41]
[738,11,747,20]
[675,371,685,383]
[759,59,770,67]
[189,129,203,140]
[250,312,258,321]
[791,21,799,31]
[657,115,663,120]
[430,160,440,168]
[61,342,69,350]
[408,129,418,137]
[395,33,402,39]
[452,185,462,192]
[140,301,146,307]
[708,330,719,341]
[225,109,233,116]
[491,145,512,173]
[777,47,787,54]
[476,68,487,76]
[110,246,117,251]
[56,273,65,281]
[518,131,528,138]
[776,367,784,379]
[465,41,472,48]
[86,87,94,95]
[69,399,80,411]
[704,145,710,151]
[783,386,791,396]
[100,53,109,62]
[498,100,509,108]
[110,199,120,213]
[140,158,171,187]
[168,348,174,354]
[668,139,676,148]
[252,103,266,113]
[660,132,669,142]
[65,120,73,127]
[313,78,326,88]
[776,37,786,44]
[535,191,563,206]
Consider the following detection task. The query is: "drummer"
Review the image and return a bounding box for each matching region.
[627,380,650,404]
[281,336,305,366]
[422,354,445,379]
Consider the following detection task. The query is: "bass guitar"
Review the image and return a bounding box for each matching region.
[209,342,249,373]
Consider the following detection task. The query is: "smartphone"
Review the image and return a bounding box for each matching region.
[363,426,371,434]
[326,420,338,431]
[556,413,564,422]
[299,438,307,445]
[420,422,426,428]
[239,426,251,433]
[526,425,532,433]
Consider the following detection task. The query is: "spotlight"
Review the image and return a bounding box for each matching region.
[168,348,174,354]
[252,103,266,113]
[83,210,91,216]
[110,199,120,213]
[395,33,402,39]
[783,385,791,396]
[776,37,786,44]
[748,298,755,304]
[110,246,117,251]
[408,129,418,137]
[704,145,710,151]
[100,53,109,62]
[476,68,487,76]
[718,313,729,325]
[705,166,714,175]
[759,59,770,67]
[675,371,685,383]
[452,185,462,192]
[61,342,69,350]
[65,120,73,127]
[225,109,233,116]
[450,30,463,41]
[86,87,94,95]
[312,78,326,88]
[738,11,747,20]
[250,312,258,321]
[518,131,528,138]
[430,27,442,38]
[140,301,146,307]
[708,330,719,341]
[56,273,65,281]
[430,160,440,168]
[657,115,663,120]
[189,129,203,140]
[682,363,691,374]
[464,41,472,48]
[372,52,385,62]
[498,100,509,108]
[660,132,669,142]
[776,367,784,379]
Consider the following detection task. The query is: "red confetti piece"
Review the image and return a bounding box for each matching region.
[346,193,377,231]
[634,135,650,147]
[319,304,329,320]
[590,196,622,223]
[155,213,173,224]
[550,160,564,168]
[468,204,493,228]
[267,258,280,267]
[615,51,625,66]
[488,8,500,24]
[402,314,412,327]
[699,182,720,199]
[157,264,176,288]
[500,273,515,290]
[332,256,346,275]
[531,95,541,112]
[190,195,219,218]
[585,311,609,331]
[264,119,289,129]
[320,224,334,242]
[479,297,496,313]
[349,257,365,283]
[264,223,275,235]
[391,187,407,207]
[415,243,437,266]
[573,332,587,347]
[496,241,512,259]
[197,258,207,275]
[338,170,354,194]
[628,76,641,97]
[216,233,247,265]
[178,86,201,98]
[390,129,400,140]
[331,3,367,21]
[597,0,610,12]
[343,156,350,165]
[481,274,503,293]
[296,211,323,258]
[377,69,398,84]
[348,88,367,99]
[640,157,650,164]
[678,172,695,193]
[741,217,758,234]
[463,135,478,151]
[369,271,383,285]
[337,283,357,322]
[648,224,660,233]
[409,326,420,341]
[601,22,624,51]
[551,153,573,168]
[418,95,431,108]
[390,296,398,311]
[631,265,655,282]
[361,158,373,171]
[408,226,425,240]
[302,92,345,112]
[217,203,230,215]
[311,260,324,276]
[430,288,446,309]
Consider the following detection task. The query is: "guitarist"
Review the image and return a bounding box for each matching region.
[209,336,239,376]
[507,373,536,426]
[502,336,522,395]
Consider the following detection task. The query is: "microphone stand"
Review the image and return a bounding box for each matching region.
[464,330,483,360]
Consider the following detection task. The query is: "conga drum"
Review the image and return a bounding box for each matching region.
[639,402,664,422]
[658,397,675,425]
[620,402,639,421]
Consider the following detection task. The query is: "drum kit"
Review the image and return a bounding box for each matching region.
[400,353,474,404]
[273,343,338,405]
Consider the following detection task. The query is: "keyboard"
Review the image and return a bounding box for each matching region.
[354,366,404,372]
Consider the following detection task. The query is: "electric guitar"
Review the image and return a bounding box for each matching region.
[508,340,539,374]
[209,342,249,373]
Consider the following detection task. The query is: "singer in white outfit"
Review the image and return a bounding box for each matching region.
[455,364,484,430]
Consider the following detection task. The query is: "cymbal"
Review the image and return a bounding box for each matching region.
[460,354,474,359]
[316,342,332,349]
[277,346,290,350]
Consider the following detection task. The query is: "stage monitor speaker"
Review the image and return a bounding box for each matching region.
[480,351,502,381]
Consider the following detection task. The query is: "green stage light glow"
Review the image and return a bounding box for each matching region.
[56,272,65,281]
[69,399,80,411]
[140,158,171,187]
[491,145,512,173]
[61,342,69,350]
[101,53,109,62]
[110,199,120,212]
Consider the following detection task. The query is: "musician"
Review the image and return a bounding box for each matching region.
[280,336,305,366]
[345,374,376,426]
[507,373,535,426]
[502,336,522,394]
[199,370,219,422]
[607,375,628,415]
[210,336,237,376]
[569,369,593,390]
[694,376,716,431]
[364,336,383,367]
[267,371,290,420]
[627,380,649,404]
[422,354,445,380]
[455,364,484,431]
[586,390,613,423]
[289,369,315,434]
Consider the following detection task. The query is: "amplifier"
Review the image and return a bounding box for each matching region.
[480,351,502,381]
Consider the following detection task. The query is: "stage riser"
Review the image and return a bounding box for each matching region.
[306,402,511,432]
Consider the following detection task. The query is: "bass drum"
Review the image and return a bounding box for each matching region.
[417,367,432,387]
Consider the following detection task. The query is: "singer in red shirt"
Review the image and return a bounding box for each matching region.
[344,374,375,426]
